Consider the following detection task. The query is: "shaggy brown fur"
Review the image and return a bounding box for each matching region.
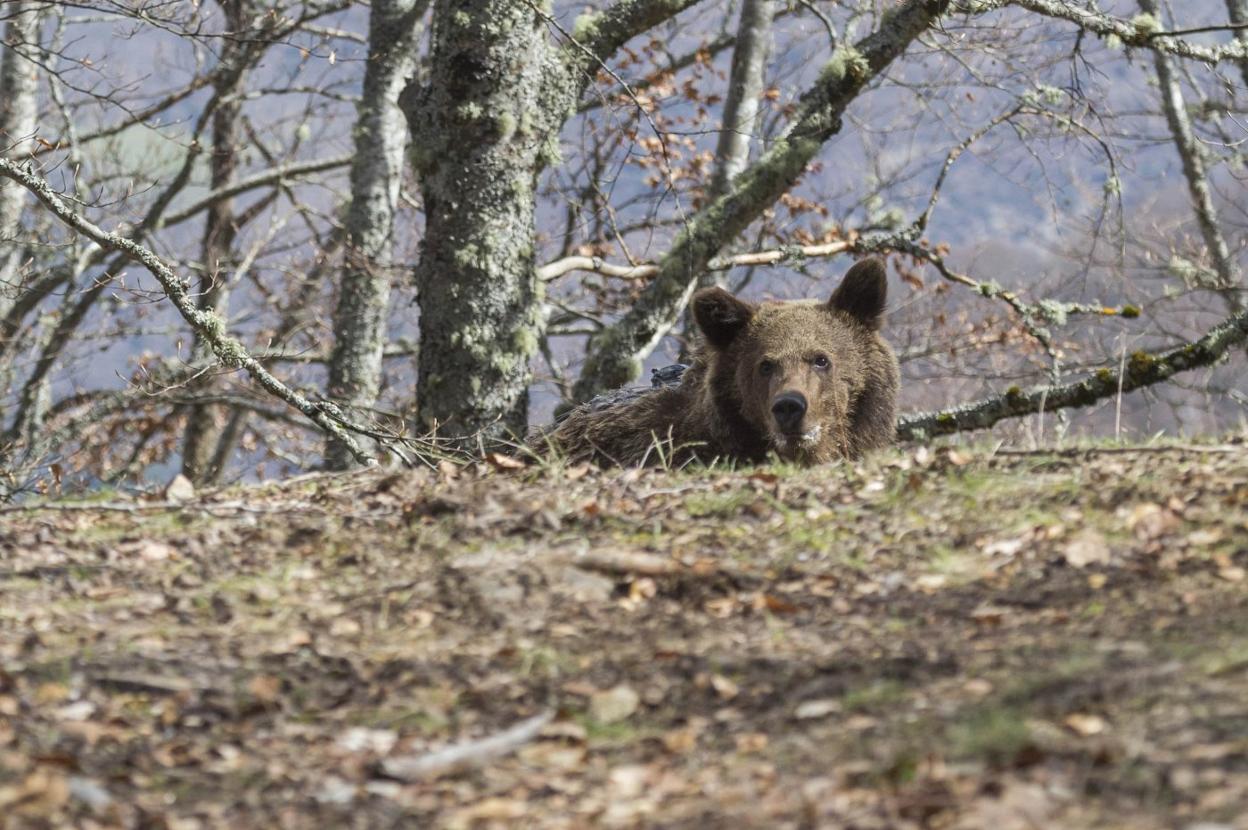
[535,259,900,466]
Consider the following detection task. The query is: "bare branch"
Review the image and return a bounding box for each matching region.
[568,0,709,67]
[897,305,1248,440]
[159,153,353,228]
[1001,0,1248,65]
[538,240,854,282]
[572,0,954,402]
[1140,0,1241,311]
[381,711,554,782]
[0,157,376,466]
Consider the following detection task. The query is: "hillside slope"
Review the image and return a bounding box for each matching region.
[2,442,1246,828]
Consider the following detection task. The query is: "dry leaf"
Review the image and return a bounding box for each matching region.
[969,605,1007,626]
[248,674,282,704]
[1124,503,1180,541]
[1217,566,1245,583]
[709,673,739,701]
[485,452,525,471]
[1063,713,1108,736]
[794,699,841,720]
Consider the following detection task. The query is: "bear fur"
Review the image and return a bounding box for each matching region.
[534,258,900,466]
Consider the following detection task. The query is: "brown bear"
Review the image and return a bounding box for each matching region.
[535,258,899,466]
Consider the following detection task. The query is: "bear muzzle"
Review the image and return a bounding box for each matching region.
[770,391,808,434]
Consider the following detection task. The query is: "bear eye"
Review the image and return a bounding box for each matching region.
[812,354,831,370]
[759,359,777,377]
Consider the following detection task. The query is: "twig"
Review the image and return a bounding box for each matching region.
[0,157,377,466]
[159,154,353,228]
[379,710,554,782]
[998,0,1248,65]
[537,240,852,281]
[897,304,1248,440]
[991,444,1243,457]
[0,497,398,519]
[563,548,683,576]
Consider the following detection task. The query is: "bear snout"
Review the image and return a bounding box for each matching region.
[770,392,808,434]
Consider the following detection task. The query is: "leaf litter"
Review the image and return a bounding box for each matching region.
[0,440,1246,827]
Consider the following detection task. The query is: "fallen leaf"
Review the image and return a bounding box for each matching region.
[451,797,528,822]
[1217,566,1245,583]
[121,540,178,563]
[607,764,650,798]
[1124,503,1180,541]
[247,674,282,704]
[709,673,739,701]
[329,618,362,637]
[484,452,525,471]
[564,464,591,480]
[1063,713,1108,736]
[970,605,1007,626]
[983,536,1026,558]
[336,728,397,754]
[661,726,699,754]
[756,594,798,614]
[794,699,841,720]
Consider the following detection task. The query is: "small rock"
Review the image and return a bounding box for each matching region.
[55,701,95,721]
[336,727,397,754]
[591,685,640,724]
[68,776,112,810]
[315,775,356,805]
[1062,530,1110,568]
[164,474,195,502]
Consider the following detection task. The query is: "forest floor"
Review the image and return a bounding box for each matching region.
[1,439,1247,829]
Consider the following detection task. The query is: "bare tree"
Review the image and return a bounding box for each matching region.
[573,0,953,402]
[181,0,258,484]
[0,0,1245,494]
[401,0,711,443]
[0,3,40,312]
[325,0,427,469]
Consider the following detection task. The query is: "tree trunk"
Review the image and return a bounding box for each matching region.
[0,2,40,309]
[400,0,708,442]
[678,0,772,356]
[325,0,426,470]
[181,0,248,484]
[401,0,557,443]
[708,0,773,198]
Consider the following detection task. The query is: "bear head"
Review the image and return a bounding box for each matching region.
[691,258,889,464]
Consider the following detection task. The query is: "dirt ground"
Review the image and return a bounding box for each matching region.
[1,440,1246,829]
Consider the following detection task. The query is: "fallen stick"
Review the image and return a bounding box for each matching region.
[565,549,683,577]
[379,710,553,782]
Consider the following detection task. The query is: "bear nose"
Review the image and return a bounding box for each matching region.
[771,392,807,433]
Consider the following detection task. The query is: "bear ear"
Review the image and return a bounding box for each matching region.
[692,287,754,349]
[828,258,887,329]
